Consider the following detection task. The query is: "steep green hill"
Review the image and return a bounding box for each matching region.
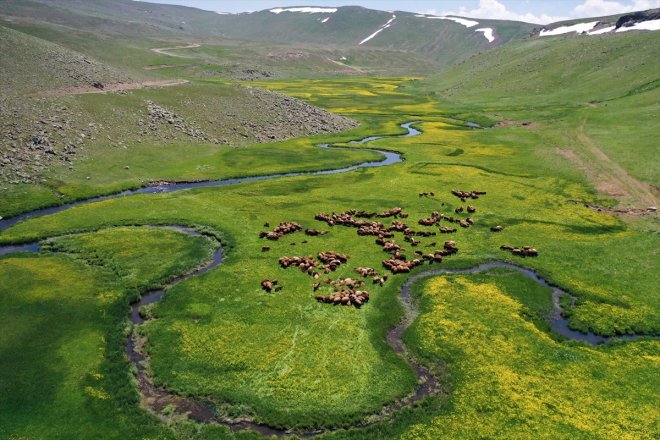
[423,31,659,105]
[0,0,221,35]
[417,30,660,200]
[0,24,132,96]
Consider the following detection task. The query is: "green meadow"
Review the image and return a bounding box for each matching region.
[1,36,658,439]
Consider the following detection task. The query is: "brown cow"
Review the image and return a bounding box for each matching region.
[261,278,278,293]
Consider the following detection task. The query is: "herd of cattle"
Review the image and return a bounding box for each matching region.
[258,190,537,307]
[500,245,539,257]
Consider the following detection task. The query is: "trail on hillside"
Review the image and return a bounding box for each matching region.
[560,119,657,210]
[150,43,201,57]
[40,79,189,96]
[325,57,364,72]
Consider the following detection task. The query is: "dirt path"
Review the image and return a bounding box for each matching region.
[150,43,201,57]
[326,57,364,72]
[40,79,189,97]
[558,119,657,210]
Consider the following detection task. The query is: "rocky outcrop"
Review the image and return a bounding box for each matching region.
[0,98,100,184]
[235,86,359,143]
[615,9,660,29]
[144,101,208,140]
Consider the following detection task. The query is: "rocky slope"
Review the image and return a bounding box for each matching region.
[0,84,358,185]
[0,24,132,96]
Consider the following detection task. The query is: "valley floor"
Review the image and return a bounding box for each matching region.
[1,75,658,439]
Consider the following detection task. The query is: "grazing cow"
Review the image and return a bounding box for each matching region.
[443,241,458,254]
[419,217,439,226]
[317,251,350,272]
[355,267,378,277]
[382,256,424,273]
[383,241,402,253]
[451,189,486,201]
[491,226,504,232]
[378,207,403,217]
[262,246,271,252]
[261,278,278,293]
[455,206,464,214]
[315,289,370,308]
[279,255,318,274]
[259,222,302,241]
[467,205,476,213]
[500,245,538,257]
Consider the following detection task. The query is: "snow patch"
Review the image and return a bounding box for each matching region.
[359,14,396,45]
[270,7,337,14]
[415,14,479,28]
[359,25,391,45]
[615,19,660,32]
[587,26,615,35]
[539,21,598,36]
[475,27,495,42]
[321,17,330,23]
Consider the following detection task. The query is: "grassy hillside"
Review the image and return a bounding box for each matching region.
[0,24,132,96]
[417,31,660,201]
[424,31,659,104]
[0,0,223,36]
[0,24,388,219]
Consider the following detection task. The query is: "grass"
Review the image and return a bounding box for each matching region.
[414,31,660,193]
[0,28,658,437]
[0,226,218,439]
[401,272,659,439]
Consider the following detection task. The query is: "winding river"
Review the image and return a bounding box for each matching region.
[0,121,650,437]
[0,122,418,232]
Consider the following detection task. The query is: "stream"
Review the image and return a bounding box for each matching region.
[0,122,418,232]
[0,120,650,437]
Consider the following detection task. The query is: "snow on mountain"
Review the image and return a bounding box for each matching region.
[616,18,660,31]
[540,15,660,37]
[415,14,479,28]
[540,21,598,36]
[475,28,495,42]
[359,14,396,45]
[270,7,337,14]
[587,26,616,35]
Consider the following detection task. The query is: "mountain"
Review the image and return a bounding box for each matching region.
[209,7,537,67]
[533,8,660,37]
[0,0,223,35]
[0,1,535,67]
